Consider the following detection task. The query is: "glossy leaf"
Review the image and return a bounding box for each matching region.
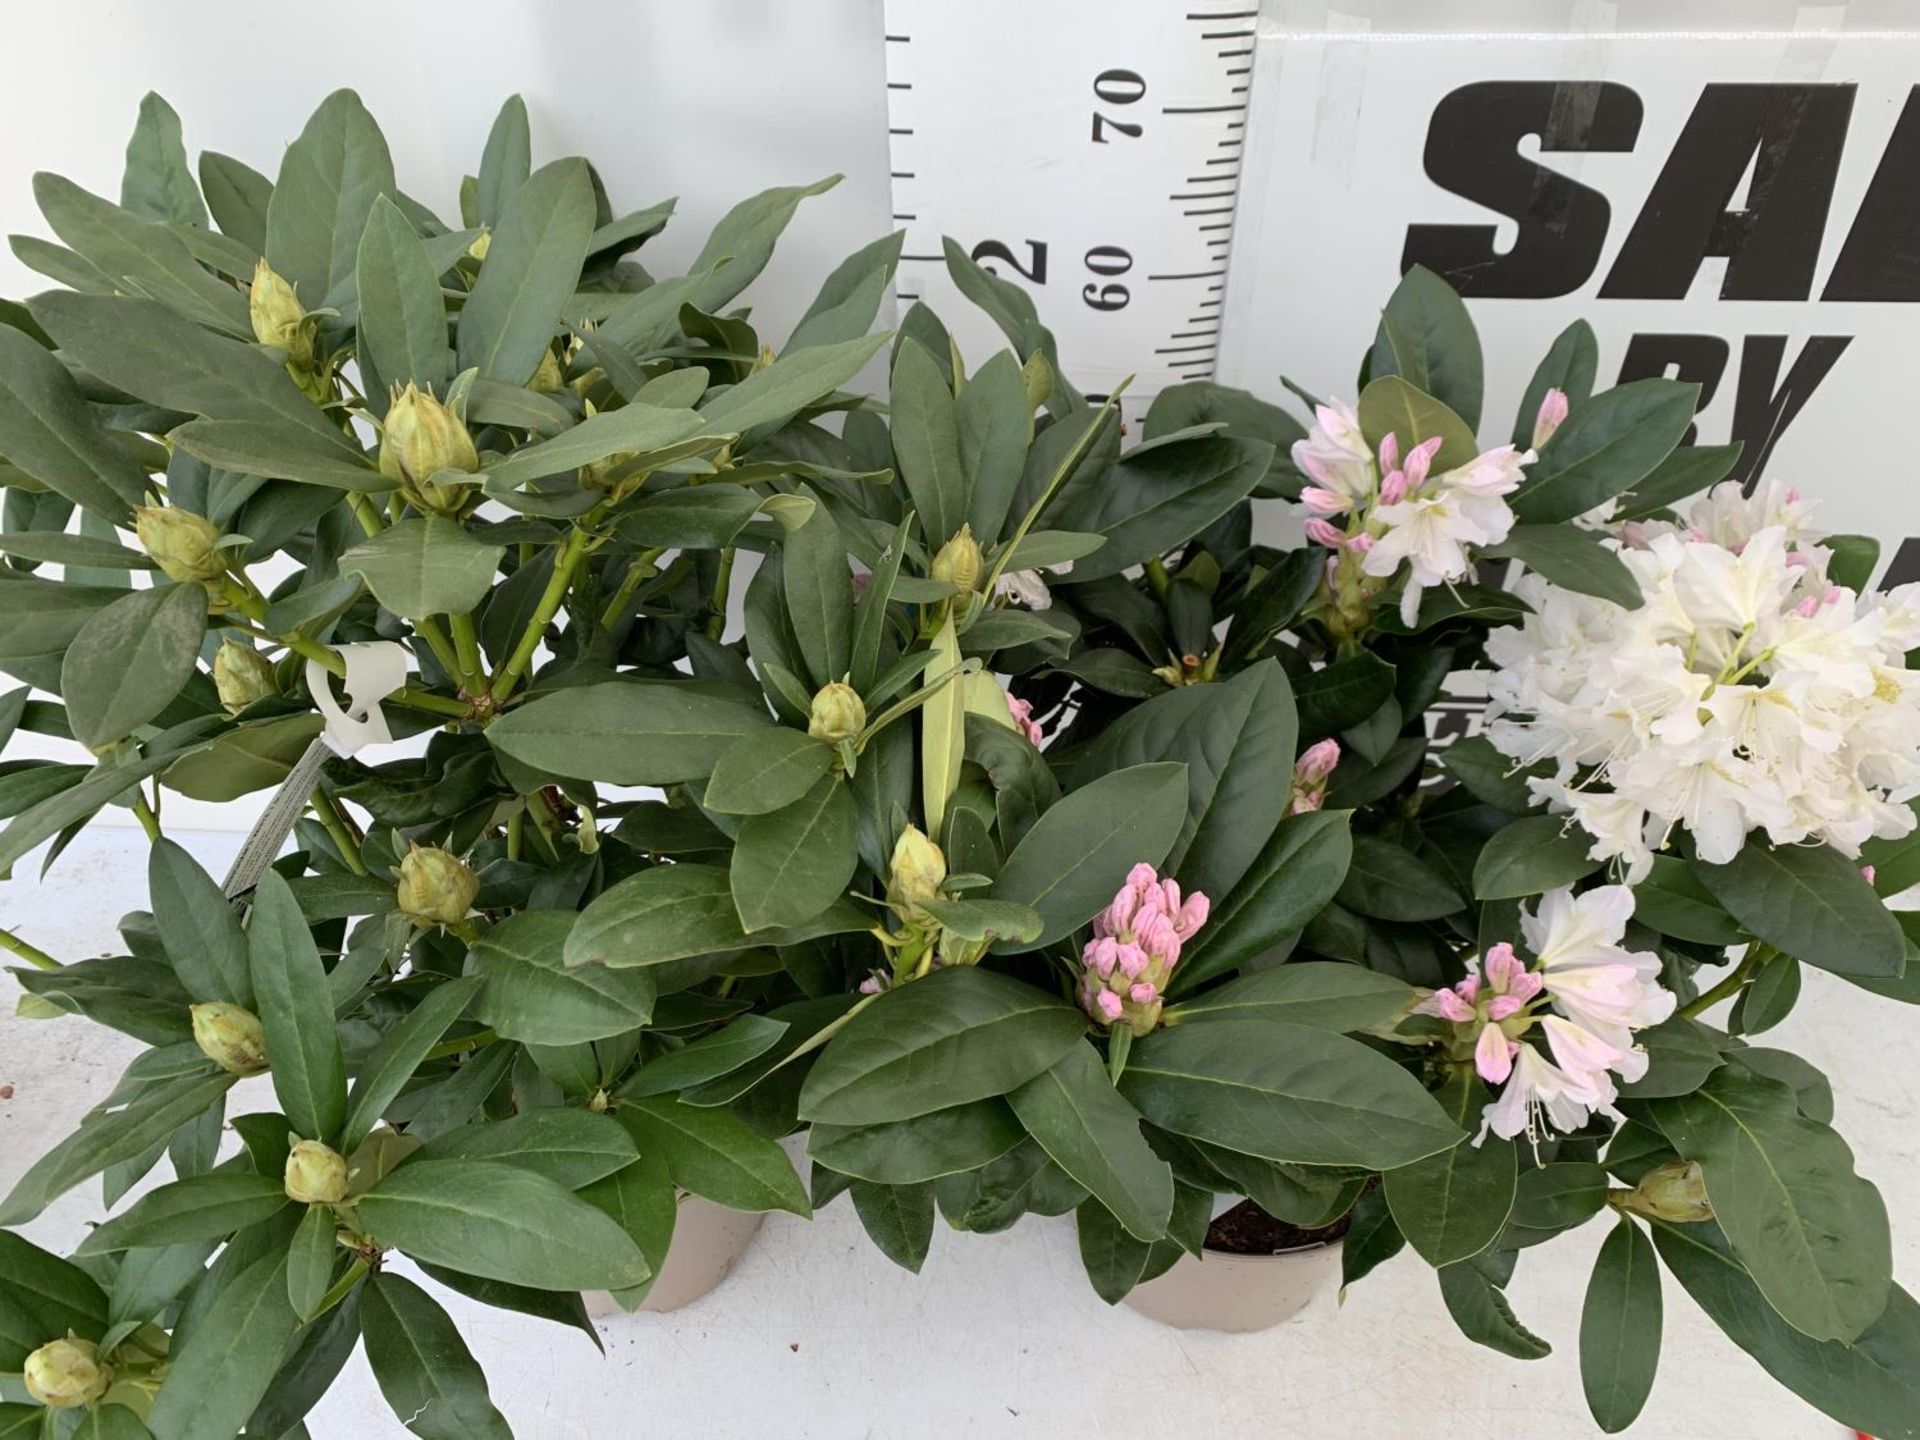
[1168,961,1411,1032]
[457,157,595,385]
[1383,1073,1514,1266]
[1691,839,1903,978]
[61,583,207,749]
[361,1273,513,1440]
[357,1158,652,1289]
[1472,814,1605,899]
[1008,1043,1173,1242]
[0,325,148,520]
[800,967,1087,1125]
[1581,1217,1663,1432]
[1369,264,1484,428]
[989,762,1189,952]
[1174,810,1354,989]
[1512,378,1699,524]
[342,976,483,1149]
[249,870,348,1143]
[470,910,655,1044]
[487,680,768,784]
[339,518,504,620]
[1120,1016,1463,1169]
[265,88,395,299]
[851,1181,936,1273]
[731,775,858,932]
[77,1173,288,1253]
[567,864,747,969]
[146,1244,297,1440]
[355,194,453,402]
[617,1096,810,1215]
[807,1099,1026,1184]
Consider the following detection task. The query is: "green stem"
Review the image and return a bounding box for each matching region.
[853,660,978,749]
[599,548,666,631]
[0,926,60,970]
[391,687,473,720]
[423,1028,498,1062]
[1679,942,1774,1019]
[311,789,368,876]
[447,613,487,694]
[348,494,385,538]
[1142,557,1171,600]
[494,526,594,702]
[506,809,524,862]
[413,616,464,684]
[706,546,737,640]
[130,787,162,843]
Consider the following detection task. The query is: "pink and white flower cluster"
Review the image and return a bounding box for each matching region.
[1293,396,1536,626]
[1078,863,1209,1036]
[1417,886,1676,1145]
[1485,478,1920,880]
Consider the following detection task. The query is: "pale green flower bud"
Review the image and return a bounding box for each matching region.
[887,825,947,921]
[378,384,480,513]
[191,1001,270,1076]
[285,1140,349,1205]
[249,259,314,369]
[807,682,866,745]
[24,1337,110,1409]
[467,228,492,261]
[930,525,983,594]
[529,347,565,394]
[1020,351,1053,412]
[212,640,277,713]
[1622,1160,1714,1223]
[395,845,478,926]
[134,505,226,585]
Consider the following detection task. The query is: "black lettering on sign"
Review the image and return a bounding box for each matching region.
[1879,537,1920,590]
[1617,333,1730,444]
[1403,81,1643,298]
[1824,85,1920,302]
[1727,335,1852,490]
[1600,84,1855,301]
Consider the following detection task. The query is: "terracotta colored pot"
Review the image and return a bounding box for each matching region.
[585,1195,766,1317]
[1122,1240,1343,1332]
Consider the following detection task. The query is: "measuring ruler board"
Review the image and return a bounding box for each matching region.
[881,0,1261,413]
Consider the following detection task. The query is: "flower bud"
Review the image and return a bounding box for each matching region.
[467,228,492,261]
[24,1338,110,1409]
[192,1001,270,1076]
[285,1140,349,1205]
[930,524,983,595]
[378,384,480,513]
[807,682,866,744]
[134,505,226,585]
[1288,738,1341,815]
[395,844,478,926]
[529,347,565,394]
[1532,387,1570,449]
[249,259,314,369]
[213,640,277,712]
[887,825,947,921]
[1622,1160,1714,1223]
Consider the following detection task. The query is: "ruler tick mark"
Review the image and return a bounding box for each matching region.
[1184,206,1235,216]
[1147,270,1227,281]
[890,127,915,136]
[887,81,913,90]
[1218,46,1254,56]
[1201,28,1255,39]
[1162,103,1249,114]
[885,33,911,41]
[890,171,916,179]
[901,253,944,262]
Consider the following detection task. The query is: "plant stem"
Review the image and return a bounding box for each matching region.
[493,526,593,702]
[391,687,473,720]
[311,789,367,876]
[413,616,464,684]
[1142,557,1171,599]
[130,787,162,842]
[0,926,59,970]
[348,494,385,538]
[1679,942,1774,1019]
[423,1028,498,1062]
[706,546,736,640]
[447,613,487,694]
[598,548,665,632]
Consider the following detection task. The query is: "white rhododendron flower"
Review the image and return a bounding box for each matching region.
[1485,479,1920,880]
[1416,886,1673,1145]
[1291,398,1535,626]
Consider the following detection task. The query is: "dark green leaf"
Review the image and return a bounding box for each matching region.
[249,869,348,1142]
[731,775,858,932]
[567,863,747,969]
[265,88,395,300]
[61,583,207,749]
[1438,1260,1551,1359]
[850,1181,936,1273]
[1472,814,1604,899]
[1485,524,1643,609]
[1338,835,1464,921]
[355,194,453,402]
[1175,810,1354,989]
[1512,379,1699,524]
[343,976,483,1148]
[1370,264,1483,426]
[357,1158,651,1290]
[617,1095,810,1215]
[1383,1073,1515,1265]
[1691,839,1903,977]
[1121,1016,1463,1169]
[77,1173,288,1252]
[989,761,1189,952]
[0,325,148,520]
[1007,1043,1173,1241]
[1581,1217,1663,1432]
[1616,443,1742,521]
[146,1244,297,1440]
[807,1099,1026,1184]
[457,158,595,385]
[418,1108,637,1190]
[361,1273,513,1440]
[800,967,1086,1125]
[470,910,655,1044]
[1512,318,1597,448]
[487,680,768,784]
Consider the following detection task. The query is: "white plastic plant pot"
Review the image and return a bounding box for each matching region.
[1122,1240,1344,1333]
[585,1196,767,1317]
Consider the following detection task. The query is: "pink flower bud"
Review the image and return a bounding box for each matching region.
[1377,432,1400,474]
[1532,388,1570,448]
[1346,532,1376,554]
[1475,1025,1518,1084]
[1863,865,1877,886]
[1403,435,1444,489]
[1005,690,1044,745]
[1304,518,1347,549]
[1300,485,1348,516]
[1096,990,1124,1021]
[1130,982,1158,1004]
[1296,738,1341,784]
[1378,469,1411,505]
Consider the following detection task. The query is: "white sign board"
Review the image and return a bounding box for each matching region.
[1220,23,1920,575]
